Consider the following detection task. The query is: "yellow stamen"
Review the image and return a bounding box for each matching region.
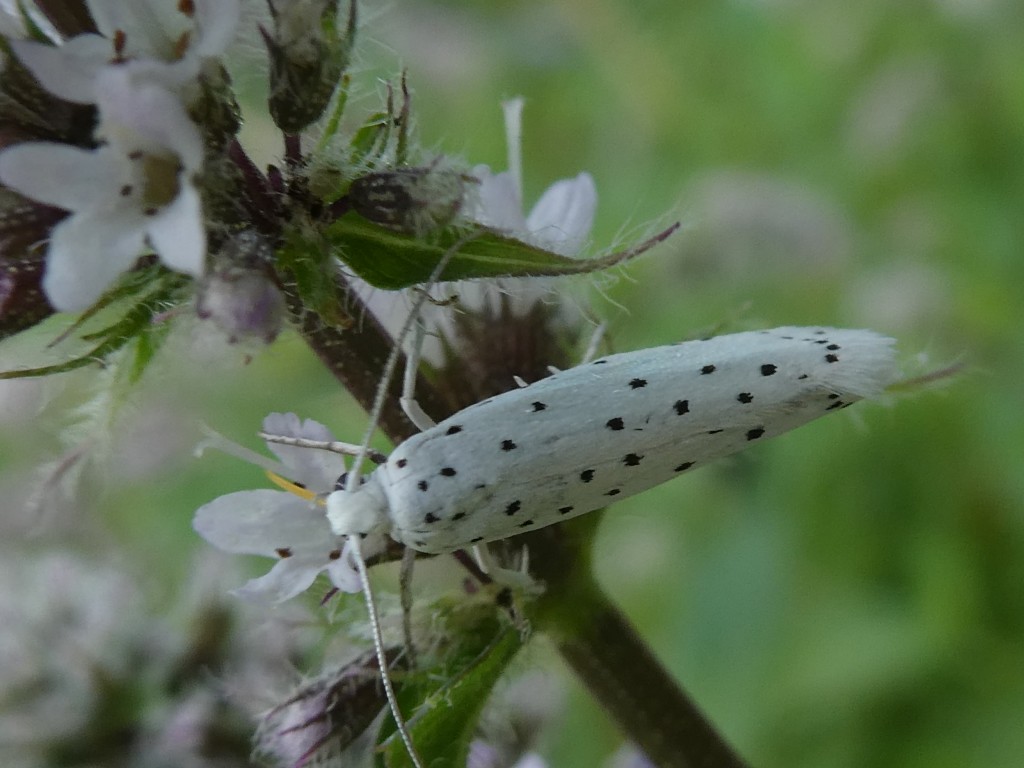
[265,470,322,503]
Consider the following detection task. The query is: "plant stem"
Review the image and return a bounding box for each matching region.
[527,517,752,768]
[280,274,444,440]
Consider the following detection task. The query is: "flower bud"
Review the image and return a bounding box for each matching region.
[257,649,399,766]
[195,230,285,344]
[263,0,356,133]
[348,162,469,236]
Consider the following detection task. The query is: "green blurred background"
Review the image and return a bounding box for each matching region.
[3,1,1024,766]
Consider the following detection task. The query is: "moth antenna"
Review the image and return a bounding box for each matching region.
[341,234,476,766]
[350,535,425,768]
[256,433,387,463]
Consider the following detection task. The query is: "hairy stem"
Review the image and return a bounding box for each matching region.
[279,273,443,441]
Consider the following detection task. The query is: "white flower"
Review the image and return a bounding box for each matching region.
[7,0,240,102]
[0,66,207,310]
[470,97,597,256]
[193,413,385,603]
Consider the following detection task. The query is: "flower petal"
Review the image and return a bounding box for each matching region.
[94,67,205,166]
[43,210,146,310]
[146,182,206,277]
[470,166,528,231]
[0,143,122,212]
[262,413,347,491]
[525,172,597,255]
[193,0,242,58]
[9,36,110,104]
[193,490,333,558]
[232,558,322,603]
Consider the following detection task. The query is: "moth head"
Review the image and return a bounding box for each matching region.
[326,479,390,538]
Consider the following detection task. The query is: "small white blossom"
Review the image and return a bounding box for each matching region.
[0,65,207,310]
[8,0,240,101]
[194,413,385,603]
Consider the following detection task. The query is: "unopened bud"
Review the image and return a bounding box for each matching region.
[348,162,469,236]
[264,0,356,133]
[256,649,400,766]
[195,230,285,344]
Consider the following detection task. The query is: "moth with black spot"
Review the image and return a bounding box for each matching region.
[328,327,897,554]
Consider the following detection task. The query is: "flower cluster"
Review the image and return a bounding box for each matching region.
[0,0,240,311]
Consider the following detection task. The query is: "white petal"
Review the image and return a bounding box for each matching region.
[233,558,322,603]
[193,0,241,58]
[192,490,331,557]
[146,182,206,276]
[325,553,361,594]
[43,211,146,311]
[262,413,346,491]
[94,68,205,167]
[0,143,122,212]
[525,172,597,255]
[9,36,109,104]
[500,97,525,205]
[0,7,26,38]
[471,166,528,231]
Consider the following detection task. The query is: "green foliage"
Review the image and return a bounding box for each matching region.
[0,266,186,382]
[326,216,675,290]
[375,595,526,768]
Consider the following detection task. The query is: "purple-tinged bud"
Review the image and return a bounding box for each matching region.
[195,230,285,344]
[256,648,400,767]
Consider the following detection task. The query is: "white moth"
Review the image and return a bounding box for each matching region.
[328,326,896,554]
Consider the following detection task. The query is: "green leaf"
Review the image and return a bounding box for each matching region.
[327,217,680,290]
[0,272,186,381]
[379,627,524,768]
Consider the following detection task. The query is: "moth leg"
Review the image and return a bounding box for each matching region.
[399,546,418,668]
[257,433,387,464]
[580,320,608,364]
[472,543,544,596]
[400,320,437,431]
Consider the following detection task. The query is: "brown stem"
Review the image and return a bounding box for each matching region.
[33,0,97,37]
[279,274,445,442]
